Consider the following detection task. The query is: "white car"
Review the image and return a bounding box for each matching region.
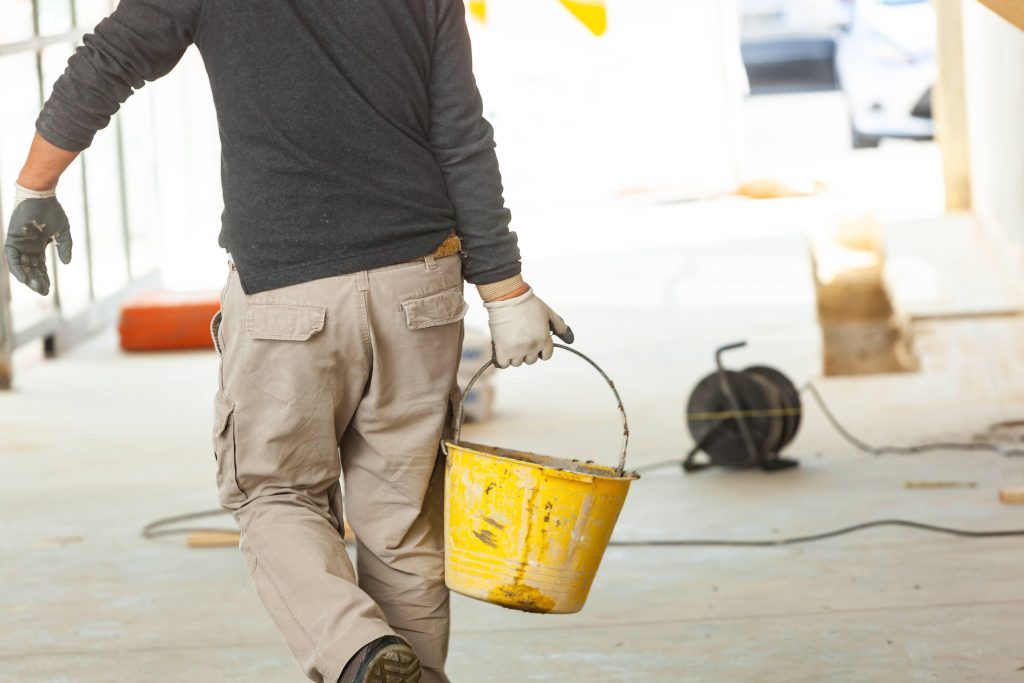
[740,0,852,67]
[836,0,936,148]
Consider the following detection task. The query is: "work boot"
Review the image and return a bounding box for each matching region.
[338,635,422,683]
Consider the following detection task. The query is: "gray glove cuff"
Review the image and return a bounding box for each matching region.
[14,182,56,209]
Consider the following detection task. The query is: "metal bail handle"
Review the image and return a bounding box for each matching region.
[452,344,631,475]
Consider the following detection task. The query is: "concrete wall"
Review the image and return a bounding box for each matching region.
[962,0,1024,248]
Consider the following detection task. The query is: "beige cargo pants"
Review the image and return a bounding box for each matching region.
[211,254,466,683]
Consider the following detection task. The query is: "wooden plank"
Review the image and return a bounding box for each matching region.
[0,223,13,390]
[811,216,918,376]
[187,531,240,549]
[187,522,355,548]
[935,0,972,211]
[977,0,1024,32]
[884,213,1024,320]
[999,486,1024,504]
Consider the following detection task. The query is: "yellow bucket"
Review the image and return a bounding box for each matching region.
[443,344,639,614]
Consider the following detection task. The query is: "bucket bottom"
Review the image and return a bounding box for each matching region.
[487,583,558,614]
[445,547,591,614]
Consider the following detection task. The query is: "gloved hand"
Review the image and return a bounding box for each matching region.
[484,287,574,368]
[5,183,72,296]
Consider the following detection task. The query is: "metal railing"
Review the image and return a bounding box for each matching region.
[0,0,162,388]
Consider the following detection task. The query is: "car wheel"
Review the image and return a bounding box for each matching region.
[851,126,881,149]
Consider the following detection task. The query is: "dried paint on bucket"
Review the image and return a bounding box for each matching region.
[489,583,557,614]
[444,441,638,614]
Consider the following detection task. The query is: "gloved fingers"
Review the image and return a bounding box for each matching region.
[24,253,50,295]
[54,229,73,265]
[28,276,50,296]
[547,309,574,344]
[540,336,555,361]
[491,342,509,369]
[509,355,524,368]
[5,245,28,285]
[547,309,569,335]
[27,272,50,295]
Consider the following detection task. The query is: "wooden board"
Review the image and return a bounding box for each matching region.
[935,0,972,211]
[977,0,1024,32]
[999,487,1024,504]
[187,522,355,548]
[0,251,12,389]
[187,531,240,548]
[884,213,1024,320]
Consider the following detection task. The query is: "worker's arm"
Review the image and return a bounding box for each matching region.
[428,0,520,290]
[5,0,202,295]
[4,135,79,295]
[18,134,78,192]
[428,0,572,367]
[36,0,203,152]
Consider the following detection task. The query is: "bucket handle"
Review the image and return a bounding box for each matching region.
[451,343,630,475]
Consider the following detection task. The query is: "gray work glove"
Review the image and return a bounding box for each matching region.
[484,287,574,368]
[5,183,72,296]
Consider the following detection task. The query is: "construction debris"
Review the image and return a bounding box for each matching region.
[904,481,977,489]
[812,214,918,376]
[999,487,1024,504]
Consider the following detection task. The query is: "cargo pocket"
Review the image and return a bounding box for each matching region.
[213,392,246,508]
[210,310,223,356]
[245,303,326,341]
[401,286,468,330]
[242,303,328,404]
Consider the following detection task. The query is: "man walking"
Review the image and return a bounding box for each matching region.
[5,1,570,681]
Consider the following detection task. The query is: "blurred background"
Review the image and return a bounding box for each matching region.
[4,0,1024,681]
[2,0,1017,350]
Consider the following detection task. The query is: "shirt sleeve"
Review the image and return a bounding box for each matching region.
[428,0,522,286]
[36,0,203,152]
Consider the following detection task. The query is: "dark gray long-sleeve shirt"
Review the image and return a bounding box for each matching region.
[37,0,520,293]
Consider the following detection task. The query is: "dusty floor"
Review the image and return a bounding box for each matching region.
[4,220,1024,681]
[4,91,1024,681]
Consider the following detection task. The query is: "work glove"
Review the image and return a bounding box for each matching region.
[5,183,72,296]
[484,287,574,368]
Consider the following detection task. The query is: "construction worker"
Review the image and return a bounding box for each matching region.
[5,1,571,681]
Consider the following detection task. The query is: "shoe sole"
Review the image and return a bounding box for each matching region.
[363,644,422,683]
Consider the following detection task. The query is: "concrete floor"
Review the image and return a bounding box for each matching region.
[5,91,1024,681]
[4,221,1024,681]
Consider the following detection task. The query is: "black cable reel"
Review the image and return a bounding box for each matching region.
[685,341,801,472]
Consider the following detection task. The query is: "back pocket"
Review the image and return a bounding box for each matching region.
[245,303,326,340]
[242,303,328,404]
[401,287,468,330]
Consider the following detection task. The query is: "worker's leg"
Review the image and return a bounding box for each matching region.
[350,456,450,682]
[341,255,466,683]
[213,267,393,683]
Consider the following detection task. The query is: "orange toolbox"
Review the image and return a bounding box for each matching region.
[119,290,220,352]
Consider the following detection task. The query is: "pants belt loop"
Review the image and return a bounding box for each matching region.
[424,254,437,271]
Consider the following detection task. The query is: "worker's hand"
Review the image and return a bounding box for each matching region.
[5,183,72,296]
[484,286,573,368]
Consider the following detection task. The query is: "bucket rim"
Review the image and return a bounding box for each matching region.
[444,440,641,482]
[453,344,630,473]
